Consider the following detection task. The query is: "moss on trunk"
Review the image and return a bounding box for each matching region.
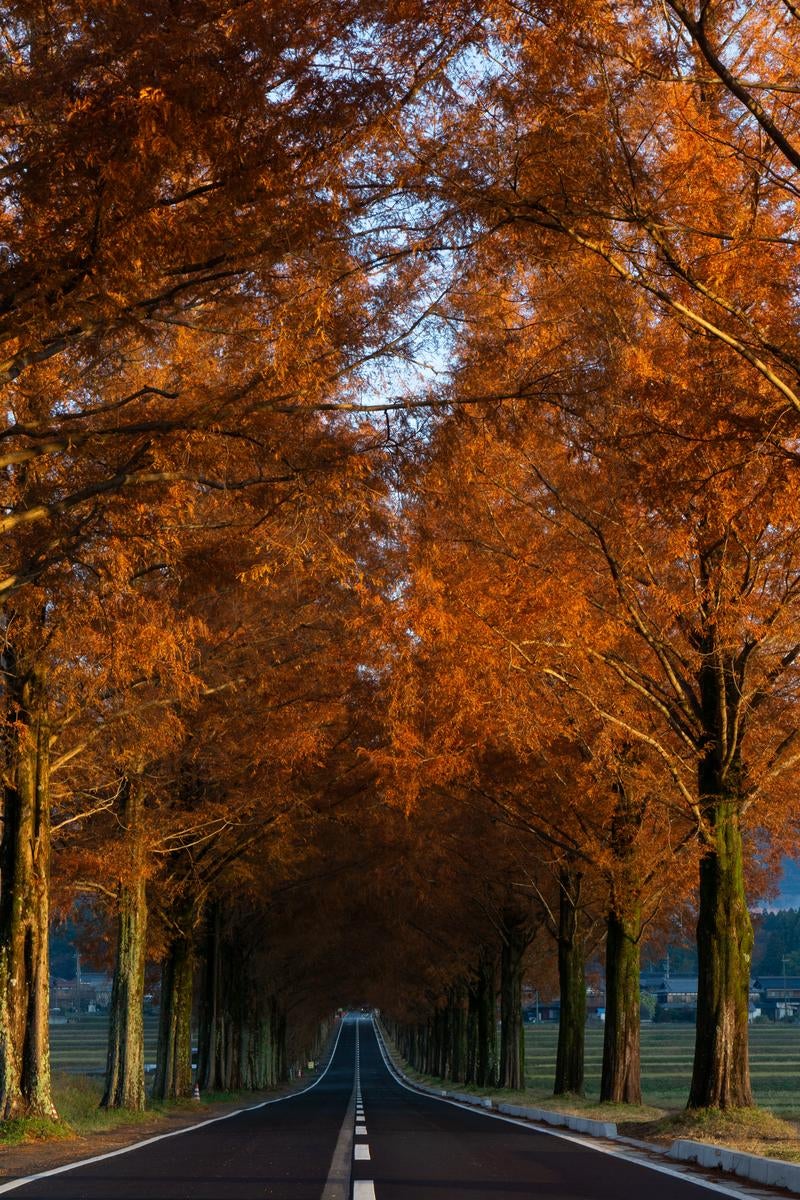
[153,931,194,1102]
[689,796,753,1109]
[499,910,528,1090]
[102,777,148,1111]
[0,657,56,1120]
[449,984,467,1083]
[554,866,585,1096]
[600,906,641,1103]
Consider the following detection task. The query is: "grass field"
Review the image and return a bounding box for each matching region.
[49,1014,160,1075]
[49,1016,800,1119]
[525,1022,800,1117]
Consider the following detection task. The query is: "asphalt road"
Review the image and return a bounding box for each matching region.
[2,1014,754,1199]
[2,1021,356,1200]
[353,1020,744,1200]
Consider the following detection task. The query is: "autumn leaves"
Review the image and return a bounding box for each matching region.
[0,0,454,1119]
[373,0,800,1108]
[0,0,799,1126]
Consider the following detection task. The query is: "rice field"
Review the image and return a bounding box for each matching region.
[525,1023,800,1116]
[49,1014,160,1075]
[49,1016,800,1118]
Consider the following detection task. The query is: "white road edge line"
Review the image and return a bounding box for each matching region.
[0,1017,351,1196]
[354,1144,371,1161]
[370,1019,756,1200]
[353,1183,376,1200]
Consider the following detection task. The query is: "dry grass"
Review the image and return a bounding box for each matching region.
[629,1106,800,1163]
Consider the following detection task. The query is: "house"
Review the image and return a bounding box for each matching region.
[753,976,800,1019]
[49,972,113,1014]
[658,976,699,1006]
[523,996,606,1023]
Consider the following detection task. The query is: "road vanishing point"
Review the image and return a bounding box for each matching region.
[0,1016,764,1199]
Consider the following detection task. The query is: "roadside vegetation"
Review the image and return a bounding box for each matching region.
[390,1025,800,1161]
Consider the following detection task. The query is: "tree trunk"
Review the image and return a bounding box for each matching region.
[259,1005,274,1088]
[465,981,478,1085]
[600,906,641,1103]
[433,1006,446,1078]
[476,950,496,1087]
[274,1006,287,1082]
[427,1012,436,1076]
[415,1023,427,1074]
[450,984,467,1083]
[102,777,148,1110]
[0,656,57,1120]
[265,996,279,1086]
[196,903,223,1092]
[554,866,585,1096]
[153,932,194,1102]
[689,796,753,1109]
[499,911,528,1089]
[600,782,644,1104]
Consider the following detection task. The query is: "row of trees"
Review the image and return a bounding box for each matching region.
[0,0,462,1118]
[373,0,800,1112]
[2,0,800,1120]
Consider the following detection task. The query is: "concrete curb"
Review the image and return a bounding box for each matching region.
[495,1101,617,1139]
[377,1022,800,1196]
[669,1138,800,1191]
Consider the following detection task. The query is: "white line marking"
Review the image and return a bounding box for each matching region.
[356,1125,367,1135]
[0,1018,354,1196]
[370,1020,756,1200]
[321,1084,357,1200]
[354,1144,371,1161]
[353,1183,376,1200]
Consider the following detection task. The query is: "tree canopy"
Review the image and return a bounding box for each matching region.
[2,0,800,1120]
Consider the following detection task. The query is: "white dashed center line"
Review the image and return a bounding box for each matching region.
[353,1018,375,1193]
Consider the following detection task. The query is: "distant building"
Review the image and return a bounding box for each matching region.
[641,970,780,1020]
[658,976,698,1006]
[525,999,561,1022]
[523,996,606,1023]
[50,973,113,1014]
[527,970,791,1025]
[753,976,800,1019]
[639,971,697,1016]
[80,972,112,1008]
